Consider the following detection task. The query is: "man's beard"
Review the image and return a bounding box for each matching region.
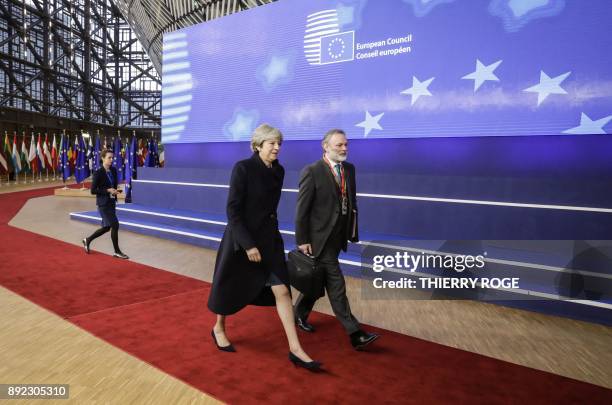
[328,150,347,162]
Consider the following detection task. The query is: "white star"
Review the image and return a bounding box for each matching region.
[355,111,384,137]
[524,70,571,106]
[228,113,257,140]
[336,4,355,26]
[563,113,612,135]
[508,0,549,18]
[400,76,435,105]
[462,59,502,92]
[261,56,290,86]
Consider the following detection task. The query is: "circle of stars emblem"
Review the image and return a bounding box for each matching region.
[327,37,346,60]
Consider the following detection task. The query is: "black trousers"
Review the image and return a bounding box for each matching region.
[86,204,121,253]
[294,215,360,335]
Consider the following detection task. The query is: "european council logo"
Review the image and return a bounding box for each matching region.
[304,9,355,65]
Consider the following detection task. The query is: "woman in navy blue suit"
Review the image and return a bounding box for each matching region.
[82,149,129,259]
[207,124,321,371]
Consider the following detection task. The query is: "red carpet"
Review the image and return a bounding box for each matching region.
[1,188,611,404]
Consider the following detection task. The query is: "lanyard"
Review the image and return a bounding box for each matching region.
[105,169,114,186]
[323,155,346,198]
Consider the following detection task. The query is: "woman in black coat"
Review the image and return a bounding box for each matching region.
[207,124,321,371]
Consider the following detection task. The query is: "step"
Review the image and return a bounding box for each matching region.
[107,203,404,255]
[70,208,611,299]
[70,209,612,325]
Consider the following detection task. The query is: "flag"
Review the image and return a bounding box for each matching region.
[72,135,79,168]
[122,137,128,180]
[125,136,138,203]
[143,138,152,167]
[158,144,165,167]
[28,133,38,175]
[125,139,132,203]
[86,135,93,178]
[60,133,70,181]
[0,132,9,174]
[153,140,160,167]
[75,135,86,184]
[20,134,30,173]
[137,138,145,167]
[36,134,46,170]
[67,139,72,162]
[51,134,58,171]
[130,137,138,180]
[58,133,63,174]
[43,134,53,169]
[93,135,101,171]
[112,136,124,182]
[144,138,158,167]
[12,134,21,175]
[67,136,74,173]
[3,132,12,173]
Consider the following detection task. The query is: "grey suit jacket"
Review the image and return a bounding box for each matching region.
[295,159,359,258]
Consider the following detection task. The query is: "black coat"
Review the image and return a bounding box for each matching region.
[295,159,359,258]
[91,166,119,207]
[207,153,289,315]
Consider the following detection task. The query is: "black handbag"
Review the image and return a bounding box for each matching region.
[287,249,325,299]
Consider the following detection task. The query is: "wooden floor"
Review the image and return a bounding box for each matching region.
[0,286,219,404]
[2,189,612,403]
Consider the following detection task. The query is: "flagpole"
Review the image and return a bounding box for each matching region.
[37,132,42,182]
[52,133,56,181]
[31,131,34,182]
[20,132,25,184]
[29,130,34,183]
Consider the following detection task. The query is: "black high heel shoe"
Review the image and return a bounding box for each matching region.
[211,329,236,352]
[289,352,322,371]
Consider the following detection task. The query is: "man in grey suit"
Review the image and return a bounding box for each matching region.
[294,129,379,350]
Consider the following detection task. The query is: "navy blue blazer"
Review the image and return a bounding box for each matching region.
[90,166,119,207]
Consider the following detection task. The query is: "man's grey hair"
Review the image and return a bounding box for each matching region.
[251,123,283,152]
[321,128,346,148]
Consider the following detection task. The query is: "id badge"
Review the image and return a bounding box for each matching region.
[341,196,348,215]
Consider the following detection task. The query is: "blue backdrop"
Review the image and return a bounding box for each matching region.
[161,0,612,143]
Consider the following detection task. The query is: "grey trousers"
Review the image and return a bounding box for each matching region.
[294,217,360,335]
